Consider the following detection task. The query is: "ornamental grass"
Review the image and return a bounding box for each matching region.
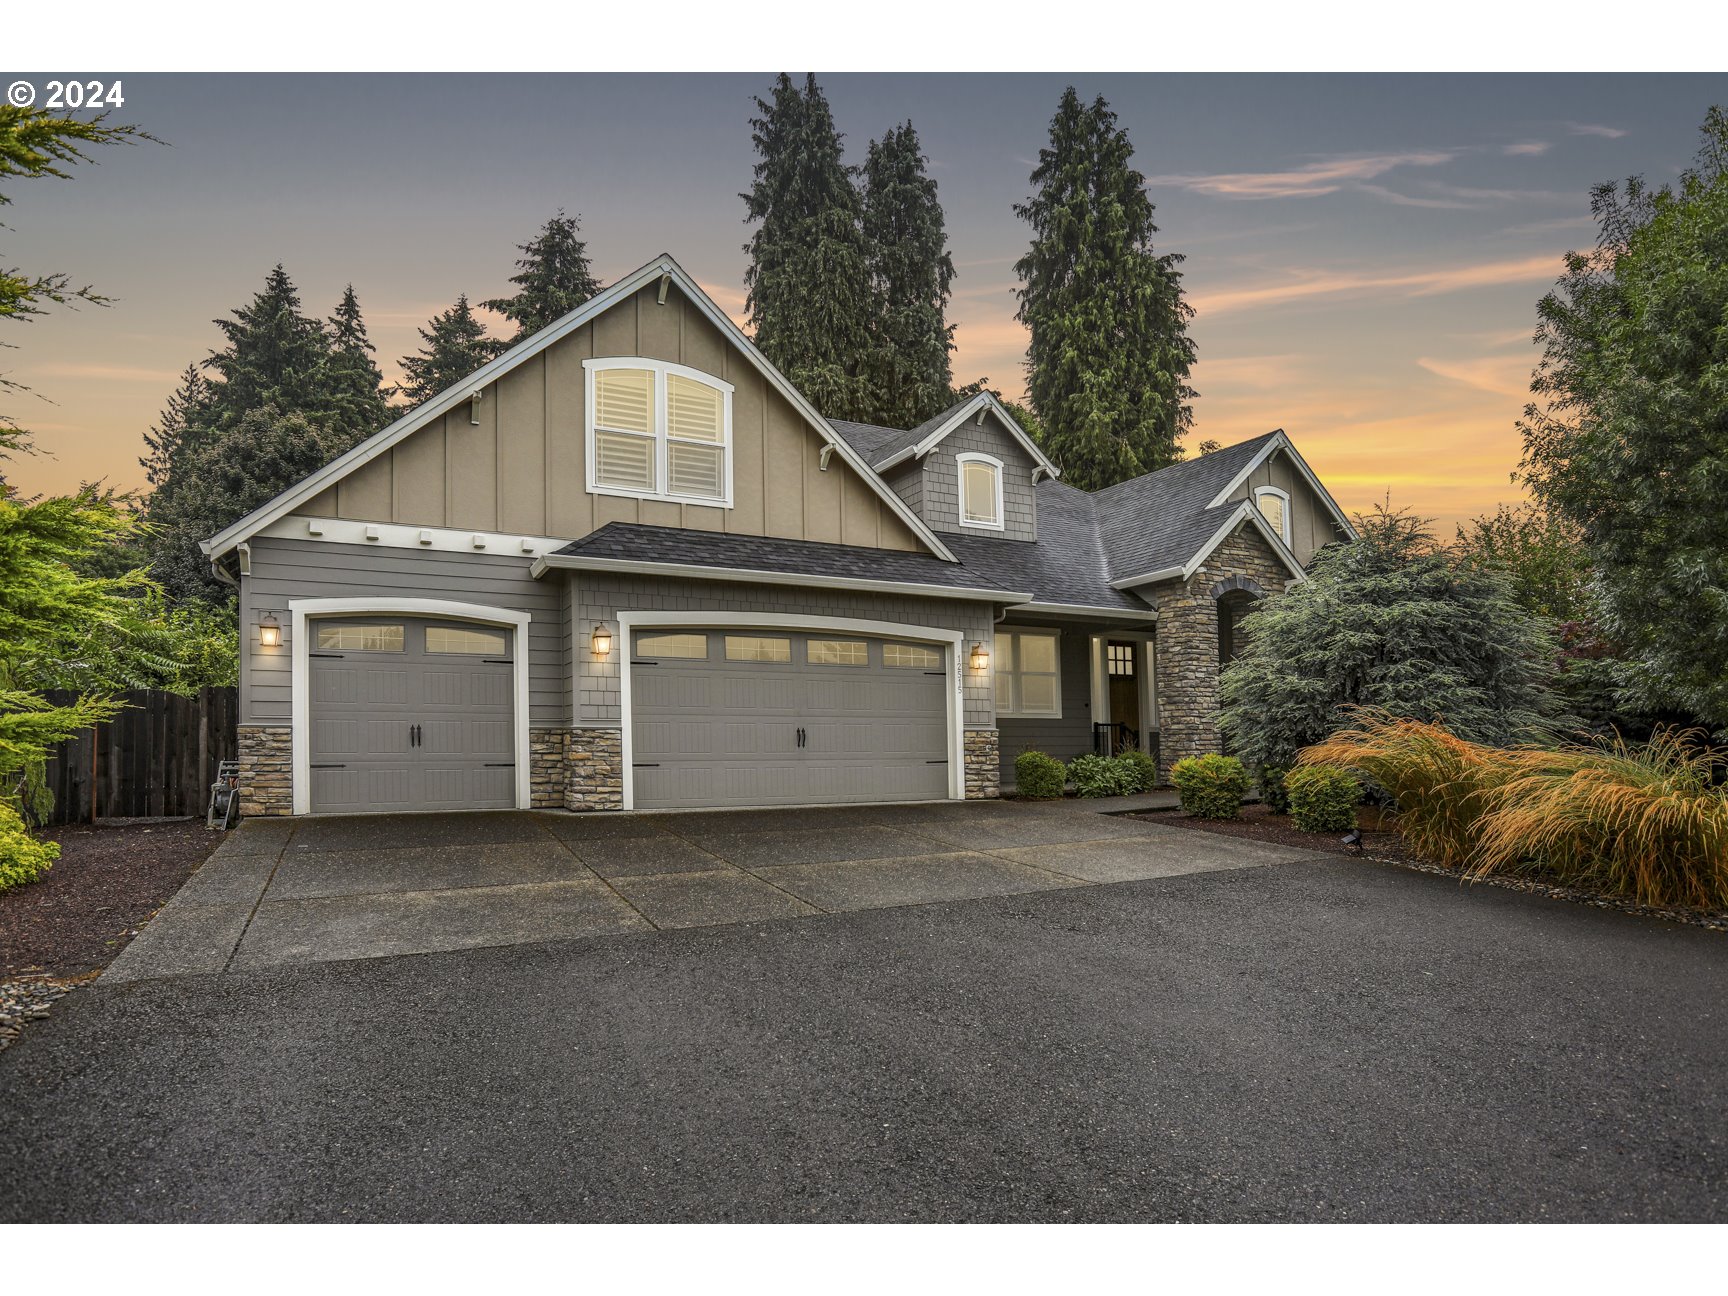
[1298,710,1728,910]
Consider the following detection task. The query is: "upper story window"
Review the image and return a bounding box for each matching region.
[956,452,1005,530]
[585,358,734,508]
[1254,486,1292,545]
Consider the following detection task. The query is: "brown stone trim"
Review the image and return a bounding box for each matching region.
[237,725,292,817]
[567,727,624,811]
[964,728,1001,800]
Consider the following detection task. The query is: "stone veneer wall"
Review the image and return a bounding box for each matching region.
[529,729,568,810]
[1144,524,1294,780]
[964,729,1001,799]
[237,725,292,816]
[566,727,623,810]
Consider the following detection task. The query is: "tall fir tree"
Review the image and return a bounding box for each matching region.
[859,122,957,428]
[742,73,874,422]
[139,363,213,488]
[202,263,332,429]
[398,294,502,406]
[481,210,602,342]
[324,284,393,436]
[1014,87,1196,490]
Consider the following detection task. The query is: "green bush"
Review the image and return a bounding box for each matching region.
[0,803,59,892]
[1117,749,1160,794]
[1014,749,1067,799]
[1068,753,1137,798]
[1260,765,1291,814]
[1285,765,1361,833]
[1171,754,1249,819]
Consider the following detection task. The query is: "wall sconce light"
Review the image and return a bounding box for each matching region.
[591,624,613,658]
[969,641,989,672]
[259,613,281,648]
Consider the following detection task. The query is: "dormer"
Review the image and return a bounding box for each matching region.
[872,394,1057,544]
[1205,430,1354,566]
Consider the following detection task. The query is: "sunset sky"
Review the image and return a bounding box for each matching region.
[5,72,1723,528]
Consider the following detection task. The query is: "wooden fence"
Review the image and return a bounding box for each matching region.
[37,687,239,824]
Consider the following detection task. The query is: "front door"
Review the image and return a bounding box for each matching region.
[1105,640,1140,753]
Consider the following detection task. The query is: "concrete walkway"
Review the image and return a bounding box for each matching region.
[102,798,1319,981]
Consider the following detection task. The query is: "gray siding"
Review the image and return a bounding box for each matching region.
[570,571,997,729]
[997,628,1095,785]
[916,411,1039,542]
[239,538,567,727]
[1223,448,1348,565]
[884,460,924,518]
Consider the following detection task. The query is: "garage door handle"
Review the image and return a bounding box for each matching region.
[310,652,345,659]
[310,763,347,769]
[483,762,514,768]
[926,759,949,765]
[633,763,661,768]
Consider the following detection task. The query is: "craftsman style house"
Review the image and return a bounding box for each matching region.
[203,254,1354,816]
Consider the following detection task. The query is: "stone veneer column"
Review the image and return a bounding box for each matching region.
[237,725,293,816]
[964,729,1001,799]
[529,730,569,810]
[566,727,624,810]
[1148,523,1296,782]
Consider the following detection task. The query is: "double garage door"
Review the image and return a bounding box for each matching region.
[630,629,952,809]
[307,616,515,814]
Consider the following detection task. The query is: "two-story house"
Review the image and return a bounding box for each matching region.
[202,253,1354,816]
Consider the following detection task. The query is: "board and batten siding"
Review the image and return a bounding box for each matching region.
[1223,450,1346,565]
[239,537,566,727]
[569,571,999,731]
[996,628,1094,785]
[913,412,1039,543]
[296,280,922,554]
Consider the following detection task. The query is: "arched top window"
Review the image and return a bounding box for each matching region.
[1254,486,1292,545]
[584,358,734,508]
[956,452,1005,530]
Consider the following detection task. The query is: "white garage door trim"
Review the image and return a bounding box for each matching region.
[616,610,966,811]
[289,597,533,815]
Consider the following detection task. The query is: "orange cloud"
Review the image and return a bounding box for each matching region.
[1190,252,1562,316]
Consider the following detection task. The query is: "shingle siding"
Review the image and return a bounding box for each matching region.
[917,415,1039,542]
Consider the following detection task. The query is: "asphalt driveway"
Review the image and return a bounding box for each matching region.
[101,798,1313,980]
[2,845,1724,1222]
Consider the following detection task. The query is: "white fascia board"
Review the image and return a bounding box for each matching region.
[874,392,1061,481]
[204,253,958,566]
[1017,600,1159,622]
[532,552,1029,604]
[1203,429,1357,539]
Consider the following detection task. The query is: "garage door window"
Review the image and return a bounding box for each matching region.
[725,635,791,663]
[636,633,708,659]
[884,643,941,669]
[426,626,508,655]
[807,639,868,666]
[316,624,404,652]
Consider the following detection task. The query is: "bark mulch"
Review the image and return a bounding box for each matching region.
[1129,803,1728,934]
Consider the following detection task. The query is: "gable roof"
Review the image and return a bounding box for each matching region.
[830,392,1060,479]
[200,253,958,564]
[1200,428,1357,538]
[532,523,1029,603]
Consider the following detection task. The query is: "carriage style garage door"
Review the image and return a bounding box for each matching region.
[629,629,951,809]
[307,617,516,813]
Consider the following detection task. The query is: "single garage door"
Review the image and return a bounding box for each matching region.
[308,616,516,813]
[630,629,951,809]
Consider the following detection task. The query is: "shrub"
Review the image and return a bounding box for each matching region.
[1068,753,1137,798]
[1171,754,1249,819]
[1014,749,1067,799]
[1285,765,1361,833]
[1118,748,1160,794]
[1260,765,1291,814]
[1300,710,1515,867]
[1471,729,1728,909]
[0,802,58,892]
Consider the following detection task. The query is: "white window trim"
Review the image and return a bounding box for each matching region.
[287,597,533,815]
[615,611,966,809]
[955,452,1006,531]
[584,357,735,509]
[1254,486,1293,545]
[995,627,1062,719]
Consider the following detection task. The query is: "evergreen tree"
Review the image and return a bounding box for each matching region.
[859,122,956,428]
[139,363,214,488]
[1519,106,1728,727]
[324,284,393,436]
[481,210,602,342]
[1014,87,1196,490]
[202,264,332,428]
[742,73,874,422]
[398,294,502,407]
